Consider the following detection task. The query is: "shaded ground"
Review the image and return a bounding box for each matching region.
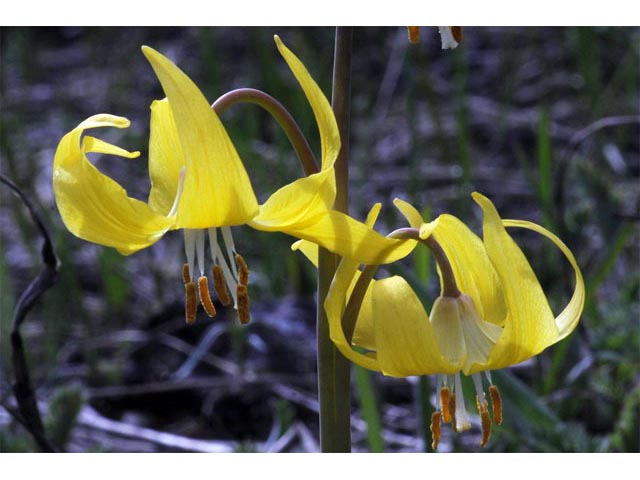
[1,27,639,452]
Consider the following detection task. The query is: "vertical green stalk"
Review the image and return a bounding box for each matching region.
[317,26,353,453]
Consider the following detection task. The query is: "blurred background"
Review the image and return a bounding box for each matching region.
[0,26,638,452]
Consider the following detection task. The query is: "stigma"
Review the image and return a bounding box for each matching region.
[430,371,503,450]
[181,227,250,325]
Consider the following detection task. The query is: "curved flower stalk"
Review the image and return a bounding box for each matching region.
[296,192,585,449]
[53,36,413,325]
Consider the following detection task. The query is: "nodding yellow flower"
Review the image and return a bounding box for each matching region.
[53,36,412,324]
[295,192,585,449]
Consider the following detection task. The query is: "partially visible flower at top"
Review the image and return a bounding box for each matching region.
[52,36,412,326]
[294,192,584,449]
[439,27,463,49]
[407,26,463,49]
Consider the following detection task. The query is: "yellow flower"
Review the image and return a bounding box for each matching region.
[53,36,412,324]
[296,193,585,448]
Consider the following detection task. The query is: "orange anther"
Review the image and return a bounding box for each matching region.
[182,263,191,284]
[185,281,197,324]
[440,386,452,423]
[430,411,441,450]
[198,276,216,318]
[449,394,457,432]
[212,265,232,306]
[235,254,249,286]
[480,409,492,447]
[489,384,503,425]
[407,26,420,44]
[237,284,250,325]
[451,27,463,44]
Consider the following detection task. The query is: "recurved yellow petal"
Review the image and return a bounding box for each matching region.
[503,219,585,342]
[147,98,185,216]
[373,276,458,376]
[142,46,258,229]
[290,203,383,269]
[325,257,380,371]
[471,192,559,370]
[278,209,417,265]
[274,35,340,172]
[432,214,507,326]
[250,168,335,230]
[53,114,174,255]
[393,198,424,228]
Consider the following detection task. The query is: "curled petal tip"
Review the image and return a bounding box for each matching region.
[471,191,486,202]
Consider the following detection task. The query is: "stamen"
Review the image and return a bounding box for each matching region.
[440,386,452,423]
[235,254,249,286]
[477,397,492,447]
[221,226,239,279]
[430,411,441,450]
[453,374,471,431]
[449,394,457,432]
[184,229,196,279]
[489,384,503,425]
[182,263,191,284]
[198,276,216,317]
[184,281,198,324]
[451,27,463,43]
[212,265,232,306]
[408,26,420,44]
[236,284,250,325]
[195,229,205,276]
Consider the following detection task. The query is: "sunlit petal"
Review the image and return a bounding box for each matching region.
[142,46,258,228]
[147,98,185,216]
[393,198,424,228]
[290,203,383,270]
[471,192,559,370]
[250,168,335,230]
[277,209,417,265]
[503,219,585,342]
[373,276,458,376]
[274,35,340,172]
[53,114,174,255]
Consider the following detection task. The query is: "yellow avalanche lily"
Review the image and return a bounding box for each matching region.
[297,192,584,449]
[53,36,411,325]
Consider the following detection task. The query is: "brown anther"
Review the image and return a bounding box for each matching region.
[182,263,191,284]
[407,26,420,44]
[236,284,251,325]
[185,281,198,324]
[451,27,463,44]
[489,384,503,425]
[212,265,232,306]
[440,386,452,423]
[430,411,441,450]
[476,394,492,447]
[449,394,457,432]
[197,276,217,318]
[235,254,249,286]
[480,409,492,447]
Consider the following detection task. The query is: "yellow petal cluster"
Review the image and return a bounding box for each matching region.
[320,193,585,377]
[53,37,413,265]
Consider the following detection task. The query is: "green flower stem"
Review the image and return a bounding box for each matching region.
[212,88,319,176]
[317,26,353,453]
